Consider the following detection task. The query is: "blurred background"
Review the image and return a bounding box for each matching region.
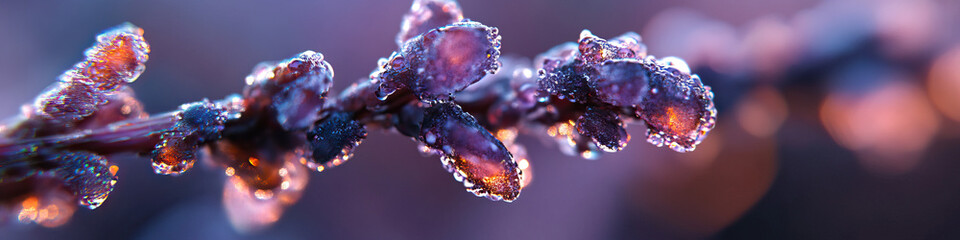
[1,0,960,239]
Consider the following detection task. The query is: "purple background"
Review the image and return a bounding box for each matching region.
[2,0,960,239]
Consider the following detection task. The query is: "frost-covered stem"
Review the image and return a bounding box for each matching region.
[0,111,177,165]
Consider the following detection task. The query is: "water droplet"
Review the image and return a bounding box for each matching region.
[390,56,405,70]
[376,85,397,101]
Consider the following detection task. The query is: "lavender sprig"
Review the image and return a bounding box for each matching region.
[0,0,716,229]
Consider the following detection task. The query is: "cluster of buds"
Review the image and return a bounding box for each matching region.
[0,0,715,230]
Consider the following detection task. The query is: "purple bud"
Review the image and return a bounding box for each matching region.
[33,23,149,126]
[576,107,629,152]
[419,102,521,202]
[34,82,105,124]
[638,57,716,152]
[75,87,147,130]
[537,64,595,103]
[396,0,464,47]
[305,113,367,171]
[52,151,117,209]
[151,132,200,176]
[376,20,501,103]
[577,30,644,66]
[243,51,334,130]
[177,100,227,142]
[150,100,226,175]
[593,59,650,107]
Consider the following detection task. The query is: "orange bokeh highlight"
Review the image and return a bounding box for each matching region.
[821,81,940,175]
